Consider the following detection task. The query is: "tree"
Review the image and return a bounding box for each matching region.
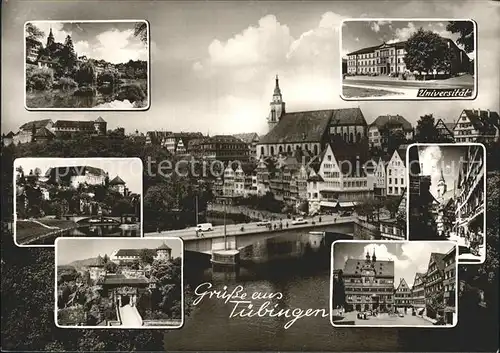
[25,23,44,40]
[404,28,454,77]
[415,114,440,143]
[447,21,474,53]
[384,195,401,218]
[134,22,148,44]
[75,61,96,86]
[103,261,118,273]
[61,35,78,75]
[138,248,155,266]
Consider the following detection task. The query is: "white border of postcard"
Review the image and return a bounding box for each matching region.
[13,157,144,248]
[24,19,151,111]
[406,142,486,264]
[54,236,184,329]
[329,239,458,328]
[339,18,477,101]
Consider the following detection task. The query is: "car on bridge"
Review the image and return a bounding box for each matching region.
[196,223,213,232]
[257,220,271,226]
[291,217,308,225]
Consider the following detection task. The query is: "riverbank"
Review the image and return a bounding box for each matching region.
[16,218,78,243]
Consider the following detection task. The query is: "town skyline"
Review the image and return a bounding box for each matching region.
[3,0,499,134]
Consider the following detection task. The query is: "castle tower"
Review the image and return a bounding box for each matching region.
[437,169,447,202]
[267,75,286,133]
[46,27,55,47]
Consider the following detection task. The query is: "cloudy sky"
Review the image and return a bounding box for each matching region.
[342,20,474,59]
[26,21,148,64]
[14,157,143,193]
[2,1,499,136]
[416,145,468,199]
[56,238,183,265]
[333,241,456,287]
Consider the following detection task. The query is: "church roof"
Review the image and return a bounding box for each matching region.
[259,110,332,144]
[343,258,394,277]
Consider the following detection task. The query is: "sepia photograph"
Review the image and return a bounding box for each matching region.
[25,20,149,110]
[407,142,486,264]
[14,157,142,246]
[2,1,500,352]
[341,19,476,100]
[55,237,183,328]
[331,240,457,327]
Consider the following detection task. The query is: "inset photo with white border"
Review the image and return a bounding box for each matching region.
[341,19,476,100]
[14,157,143,247]
[55,237,184,329]
[25,20,150,110]
[406,143,486,264]
[330,240,457,328]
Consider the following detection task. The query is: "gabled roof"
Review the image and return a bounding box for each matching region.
[95,117,106,123]
[330,108,367,126]
[428,252,446,273]
[34,127,56,138]
[114,249,156,257]
[343,259,394,277]
[207,135,247,144]
[455,109,499,135]
[233,132,259,144]
[6,131,15,138]
[19,119,53,131]
[370,115,412,132]
[396,278,410,290]
[157,242,172,250]
[109,176,125,185]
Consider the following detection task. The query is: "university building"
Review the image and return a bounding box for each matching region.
[341,250,395,313]
[346,39,470,76]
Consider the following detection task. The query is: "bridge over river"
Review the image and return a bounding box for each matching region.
[145,215,359,254]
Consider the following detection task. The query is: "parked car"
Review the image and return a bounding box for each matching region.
[196,223,213,232]
[257,220,271,226]
[291,217,308,225]
[398,312,404,317]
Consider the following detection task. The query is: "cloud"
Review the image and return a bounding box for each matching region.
[419,145,443,195]
[370,20,392,33]
[387,22,417,43]
[73,28,148,64]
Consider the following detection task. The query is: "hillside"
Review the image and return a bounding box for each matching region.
[66,257,99,270]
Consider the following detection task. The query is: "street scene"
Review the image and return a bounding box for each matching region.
[341,20,475,99]
[331,241,457,327]
[25,21,149,110]
[407,143,487,263]
[14,157,142,245]
[55,237,183,328]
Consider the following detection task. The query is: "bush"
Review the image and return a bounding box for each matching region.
[97,70,117,86]
[73,86,96,97]
[117,83,146,103]
[58,77,78,90]
[27,67,54,91]
[75,62,96,86]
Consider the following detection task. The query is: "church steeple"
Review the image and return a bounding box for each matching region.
[47,27,55,47]
[267,75,286,133]
[372,249,376,262]
[437,168,447,200]
[365,251,371,262]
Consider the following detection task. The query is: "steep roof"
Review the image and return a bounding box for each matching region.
[114,249,156,257]
[343,258,394,277]
[259,110,332,144]
[208,135,247,144]
[456,109,500,135]
[330,108,367,126]
[396,278,410,290]
[429,252,446,273]
[109,176,125,185]
[19,119,53,131]
[6,131,15,138]
[157,242,172,250]
[370,115,412,132]
[34,127,56,138]
[95,117,106,123]
[233,132,259,144]
[54,120,95,130]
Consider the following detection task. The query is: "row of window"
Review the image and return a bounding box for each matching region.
[387,186,403,195]
[349,48,405,60]
[388,178,405,185]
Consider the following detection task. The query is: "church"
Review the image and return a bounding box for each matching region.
[256,76,369,159]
